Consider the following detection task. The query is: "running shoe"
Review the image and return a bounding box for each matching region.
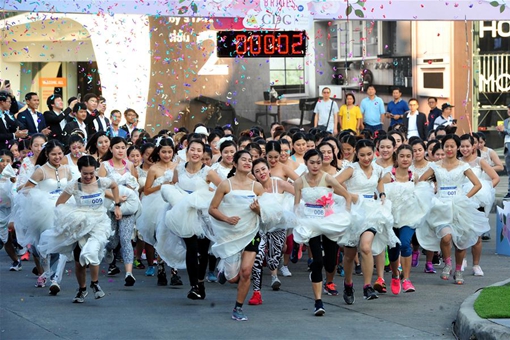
[198,282,206,299]
[390,277,401,295]
[104,250,114,265]
[481,232,491,241]
[314,301,325,316]
[207,271,217,283]
[424,263,436,274]
[373,277,386,293]
[323,282,339,296]
[217,271,227,285]
[49,280,60,296]
[232,307,248,321]
[107,264,120,276]
[170,272,183,286]
[453,270,464,285]
[72,289,88,303]
[290,244,303,263]
[279,265,292,277]
[402,279,416,293]
[355,264,362,275]
[343,283,355,305]
[248,291,263,305]
[35,275,46,288]
[411,251,420,267]
[124,273,136,286]
[187,286,202,300]
[271,276,281,291]
[17,246,28,257]
[145,266,155,277]
[472,265,484,277]
[363,285,378,300]
[90,282,105,299]
[20,252,30,261]
[9,260,22,271]
[432,253,441,266]
[441,264,452,280]
[134,259,145,269]
[157,265,168,286]
[307,258,313,271]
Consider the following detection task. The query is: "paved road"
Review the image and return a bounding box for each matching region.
[1,211,509,340]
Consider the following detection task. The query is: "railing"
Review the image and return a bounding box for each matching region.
[477,54,510,94]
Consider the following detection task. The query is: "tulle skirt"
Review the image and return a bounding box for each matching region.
[293,194,351,245]
[104,185,141,217]
[462,179,495,217]
[416,194,489,251]
[12,188,59,247]
[136,192,166,246]
[342,195,399,254]
[385,181,434,229]
[37,204,112,266]
[0,206,10,243]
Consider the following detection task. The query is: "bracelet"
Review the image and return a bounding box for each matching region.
[379,192,386,198]
[114,202,121,207]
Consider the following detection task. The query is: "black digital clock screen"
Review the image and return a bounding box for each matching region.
[217,31,307,58]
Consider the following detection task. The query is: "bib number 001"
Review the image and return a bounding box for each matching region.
[439,186,457,198]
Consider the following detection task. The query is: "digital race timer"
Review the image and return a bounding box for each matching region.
[216,31,307,58]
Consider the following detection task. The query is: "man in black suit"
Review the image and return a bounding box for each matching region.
[63,102,89,145]
[16,92,51,137]
[82,93,99,137]
[0,94,28,149]
[44,94,68,142]
[92,96,110,133]
[402,98,427,140]
[63,96,78,122]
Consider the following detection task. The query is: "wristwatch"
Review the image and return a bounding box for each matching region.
[114,202,122,207]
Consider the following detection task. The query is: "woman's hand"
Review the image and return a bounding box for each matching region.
[225,216,241,225]
[120,195,128,203]
[114,206,122,220]
[250,199,260,215]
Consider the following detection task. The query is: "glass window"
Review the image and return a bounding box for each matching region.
[269,58,305,95]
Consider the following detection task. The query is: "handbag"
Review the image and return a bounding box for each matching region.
[317,102,334,131]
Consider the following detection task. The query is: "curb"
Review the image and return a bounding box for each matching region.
[455,278,510,340]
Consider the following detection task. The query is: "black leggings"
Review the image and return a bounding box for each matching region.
[309,235,339,283]
[183,236,210,286]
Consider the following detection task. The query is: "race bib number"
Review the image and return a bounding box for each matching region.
[80,193,103,207]
[49,189,63,197]
[304,203,326,218]
[363,194,375,199]
[439,186,457,198]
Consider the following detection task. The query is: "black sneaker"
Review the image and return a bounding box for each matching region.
[170,269,183,286]
[90,282,105,299]
[481,232,491,241]
[504,193,510,199]
[32,266,39,276]
[107,264,120,276]
[9,260,22,271]
[187,286,202,300]
[363,285,378,300]
[124,273,136,286]
[355,264,362,275]
[198,282,206,299]
[157,264,168,286]
[343,283,355,305]
[432,252,441,266]
[290,244,300,264]
[314,301,325,316]
[72,288,88,303]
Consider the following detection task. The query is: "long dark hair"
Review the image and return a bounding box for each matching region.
[317,142,339,170]
[35,140,64,166]
[394,144,413,167]
[149,138,175,163]
[102,137,128,161]
[77,155,99,171]
[353,139,375,163]
[86,131,109,156]
[227,150,252,178]
[252,158,270,179]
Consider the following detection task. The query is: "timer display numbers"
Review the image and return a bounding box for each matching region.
[216,31,307,58]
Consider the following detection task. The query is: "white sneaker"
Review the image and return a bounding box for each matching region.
[280,266,292,277]
[49,280,61,295]
[472,265,484,276]
[271,275,281,290]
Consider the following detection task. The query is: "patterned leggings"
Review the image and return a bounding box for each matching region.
[251,229,286,291]
[107,214,135,265]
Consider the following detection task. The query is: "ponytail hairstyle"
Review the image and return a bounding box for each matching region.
[218,138,237,153]
[101,137,128,161]
[127,145,141,157]
[77,155,99,171]
[322,136,342,160]
[227,149,252,178]
[441,134,461,158]
[245,142,262,158]
[460,133,481,157]
[431,142,443,156]
[35,139,64,166]
[186,139,205,152]
[149,137,175,163]
[140,142,155,156]
[291,132,306,155]
[340,134,357,148]
[265,140,282,154]
[303,148,323,163]
[0,149,14,163]
[66,134,86,155]
[353,139,375,163]
[317,141,339,170]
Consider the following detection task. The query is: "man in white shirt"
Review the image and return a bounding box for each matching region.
[16,92,51,136]
[0,94,28,148]
[402,98,427,140]
[63,102,88,144]
[93,96,110,133]
[313,87,339,134]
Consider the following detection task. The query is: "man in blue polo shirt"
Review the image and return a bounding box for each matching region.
[360,85,385,133]
[385,87,409,127]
